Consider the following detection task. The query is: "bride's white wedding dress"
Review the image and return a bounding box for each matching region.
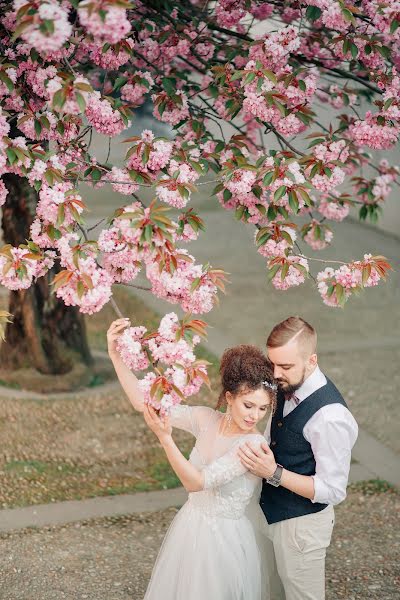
[143,405,268,600]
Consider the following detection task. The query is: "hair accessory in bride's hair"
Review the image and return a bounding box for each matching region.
[262,380,278,392]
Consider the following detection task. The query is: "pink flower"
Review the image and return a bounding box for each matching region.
[0,178,8,207]
[318,197,349,221]
[78,4,131,44]
[116,326,150,371]
[107,167,138,195]
[311,166,345,192]
[152,91,189,126]
[55,258,113,314]
[14,0,72,53]
[86,92,128,136]
[37,183,85,228]
[270,256,309,290]
[0,246,53,290]
[303,222,333,250]
[349,114,399,150]
[224,169,257,195]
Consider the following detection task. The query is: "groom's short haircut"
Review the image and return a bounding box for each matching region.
[267,316,317,355]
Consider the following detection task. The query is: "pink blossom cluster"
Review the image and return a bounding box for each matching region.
[125,131,174,178]
[47,76,91,115]
[215,1,245,28]
[78,3,131,44]
[116,325,150,371]
[97,205,144,283]
[84,41,132,70]
[303,222,333,250]
[14,0,72,53]
[155,159,200,208]
[313,140,349,164]
[263,26,301,69]
[318,196,350,221]
[116,312,206,413]
[317,254,383,307]
[85,92,127,136]
[349,112,399,150]
[55,257,113,314]
[146,252,217,314]
[121,72,154,105]
[224,168,257,195]
[311,166,345,193]
[152,91,190,126]
[270,256,309,290]
[0,178,8,207]
[0,246,55,290]
[36,183,85,228]
[106,167,139,196]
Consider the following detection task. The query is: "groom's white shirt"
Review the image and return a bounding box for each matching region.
[264,365,358,506]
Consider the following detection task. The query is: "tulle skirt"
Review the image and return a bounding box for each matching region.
[143,499,265,600]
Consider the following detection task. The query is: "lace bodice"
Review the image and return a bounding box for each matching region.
[170,405,265,520]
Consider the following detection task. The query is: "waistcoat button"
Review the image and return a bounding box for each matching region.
[277,422,283,427]
[271,441,277,446]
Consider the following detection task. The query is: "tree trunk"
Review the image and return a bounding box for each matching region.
[0,173,93,374]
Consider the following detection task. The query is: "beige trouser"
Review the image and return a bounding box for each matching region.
[261,505,335,600]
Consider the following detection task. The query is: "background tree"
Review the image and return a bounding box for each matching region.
[0,0,395,404]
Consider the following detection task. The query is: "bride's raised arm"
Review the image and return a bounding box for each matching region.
[107,318,144,413]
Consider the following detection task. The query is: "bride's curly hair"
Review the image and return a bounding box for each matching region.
[217,344,276,411]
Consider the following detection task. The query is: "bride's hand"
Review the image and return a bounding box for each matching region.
[107,317,130,357]
[143,404,172,441]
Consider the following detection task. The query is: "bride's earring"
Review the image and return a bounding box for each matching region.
[225,405,232,432]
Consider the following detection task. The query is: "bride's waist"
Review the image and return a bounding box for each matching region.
[186,490,248,520]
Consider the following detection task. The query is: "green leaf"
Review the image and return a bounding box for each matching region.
[91,168,102,182]
[162,77,176,97]
[390,20,400,34]
[350,42,359,59]
[267,264,281,282]
[298,80,306,92]
[263,171,274,186]
[274,185,287,202]
[75,91,86,113]
[281,263,289,281]
[34,120,42,137]
[235,205,246,220]
[0,71,14,92]
[267,204,277,220]
[6,148,17,165]
[288,190,299,213]
[305,5,322,21]
[223,188,232,202]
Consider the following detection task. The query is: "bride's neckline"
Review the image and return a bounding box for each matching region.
[216,413,259,438]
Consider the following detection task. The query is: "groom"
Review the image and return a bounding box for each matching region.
[238,316,358,600]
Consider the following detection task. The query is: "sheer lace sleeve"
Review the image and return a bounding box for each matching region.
[202,434,265,490]
[169,404,216,438]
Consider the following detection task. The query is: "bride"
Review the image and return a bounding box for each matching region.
[108,318,277,600]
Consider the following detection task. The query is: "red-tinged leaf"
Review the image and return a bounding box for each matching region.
[23,253,42,260]
[77,280,85,299]
[81,274,93,289]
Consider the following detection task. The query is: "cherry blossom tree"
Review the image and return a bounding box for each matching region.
[0,0,395,407]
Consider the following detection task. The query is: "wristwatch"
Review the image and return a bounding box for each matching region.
[266,464,283,487]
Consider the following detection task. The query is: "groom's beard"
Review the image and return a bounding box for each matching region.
[277,367,306,395]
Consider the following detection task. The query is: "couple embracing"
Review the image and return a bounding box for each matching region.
[108,316,358,600]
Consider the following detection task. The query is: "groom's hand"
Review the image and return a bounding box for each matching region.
[238,442,277,479]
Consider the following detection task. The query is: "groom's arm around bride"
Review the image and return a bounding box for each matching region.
[238,316,358,600]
